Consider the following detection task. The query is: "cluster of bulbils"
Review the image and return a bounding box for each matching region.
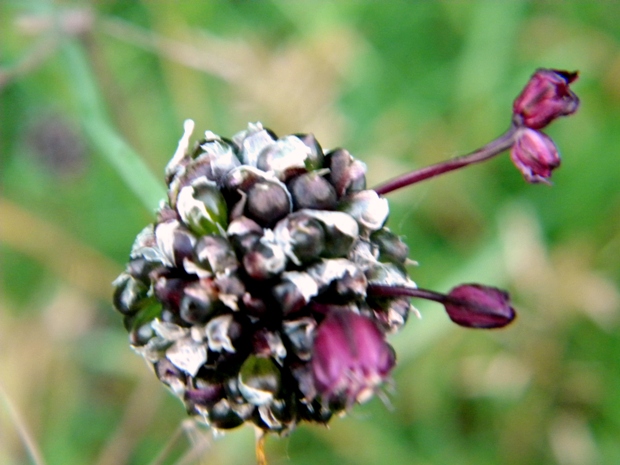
[113,69,579,435]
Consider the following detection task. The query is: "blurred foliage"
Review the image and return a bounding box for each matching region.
[1,1,619,465]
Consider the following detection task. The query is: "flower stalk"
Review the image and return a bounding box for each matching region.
[255,428,267,465]
[373,127,518,195]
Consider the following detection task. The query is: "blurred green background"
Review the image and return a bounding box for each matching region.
[1,1,619,465]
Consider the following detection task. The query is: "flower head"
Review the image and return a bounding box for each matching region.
[511,128,561,184]
[112,68,580,442]
[312,310,395,409]
[513,68,579,129]
[113,121,412,434]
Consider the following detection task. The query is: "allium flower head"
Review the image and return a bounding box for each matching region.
[113,120,414,434]
[113,69,580,443]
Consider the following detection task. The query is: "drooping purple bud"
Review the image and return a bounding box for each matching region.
[444,284,515,329]
[311,310,395,409]
[207,398,254,430]
[511,128,561,184]
[513,69,579,130]
[272,279,310,316]
[283,317,317,361]
[227,216,262,256]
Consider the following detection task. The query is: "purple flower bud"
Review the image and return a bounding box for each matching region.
[513,68,579,129]
[311,310,395,409]
[444,284,515,329]
[511,128,561,184]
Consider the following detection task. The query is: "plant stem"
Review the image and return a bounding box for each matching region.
[368,285,448,303]
[255,428,267,465]
[373,127,518,195]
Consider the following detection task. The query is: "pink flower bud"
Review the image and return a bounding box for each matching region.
[511,128,560,184]
[513,69,579,129]
[311,310,395,408]
[444,284,515,329]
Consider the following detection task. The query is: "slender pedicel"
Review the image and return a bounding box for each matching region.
[368,284,446,302]
[373,126,518,195]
